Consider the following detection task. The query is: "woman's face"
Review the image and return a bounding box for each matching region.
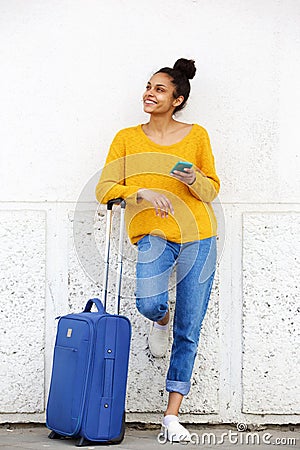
[142,72,183,115]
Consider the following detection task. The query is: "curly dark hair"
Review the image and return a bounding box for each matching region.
[155,58,196,114]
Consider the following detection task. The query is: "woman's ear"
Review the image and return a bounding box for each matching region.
[173,95,184,108]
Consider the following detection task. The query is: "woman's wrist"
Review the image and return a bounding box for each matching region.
[137,188,146,203]
[137,188,145,198]
[188,175,196,185]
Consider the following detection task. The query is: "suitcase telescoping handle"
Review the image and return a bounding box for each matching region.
[102,198,126,315]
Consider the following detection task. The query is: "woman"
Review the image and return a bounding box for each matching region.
[95,58,220,442]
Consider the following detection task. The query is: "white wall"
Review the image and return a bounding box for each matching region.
[0,0,299,425]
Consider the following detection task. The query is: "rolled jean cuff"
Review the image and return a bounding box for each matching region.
[166,379,191,396]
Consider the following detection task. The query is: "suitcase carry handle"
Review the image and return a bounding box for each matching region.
[83,298,105,314]
[102,198,126,315]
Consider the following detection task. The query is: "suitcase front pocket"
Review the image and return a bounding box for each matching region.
[47,346,80,435]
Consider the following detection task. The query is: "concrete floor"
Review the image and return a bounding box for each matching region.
[0,424,299,450]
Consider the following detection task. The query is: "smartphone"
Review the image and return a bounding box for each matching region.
[170,161,193,174]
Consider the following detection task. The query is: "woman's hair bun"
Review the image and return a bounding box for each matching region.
[173,58,196,79]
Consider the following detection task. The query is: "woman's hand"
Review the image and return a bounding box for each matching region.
[137,189,174,218]
[171,167,196,185]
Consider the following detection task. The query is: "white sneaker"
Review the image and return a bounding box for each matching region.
[148,321,169,358]
[161,418,191,443]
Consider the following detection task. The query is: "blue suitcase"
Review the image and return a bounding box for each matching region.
[46,199,131,446]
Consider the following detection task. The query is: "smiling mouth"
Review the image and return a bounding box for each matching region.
[144,99,157,105]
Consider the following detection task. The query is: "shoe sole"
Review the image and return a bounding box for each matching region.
[148,323,169,357]
[161,424,191,443]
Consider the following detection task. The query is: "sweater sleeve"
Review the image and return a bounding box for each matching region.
[95,131,141,204]
[188,129,220,202]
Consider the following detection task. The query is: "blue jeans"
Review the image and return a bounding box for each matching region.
[135,234,217,396]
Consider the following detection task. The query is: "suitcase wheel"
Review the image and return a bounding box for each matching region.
[76,436,90,447]
[75,412,126,446]
[108,412,126,444]
[48,430,63,440]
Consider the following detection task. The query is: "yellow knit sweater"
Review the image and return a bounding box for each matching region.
[95,124,220,245]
